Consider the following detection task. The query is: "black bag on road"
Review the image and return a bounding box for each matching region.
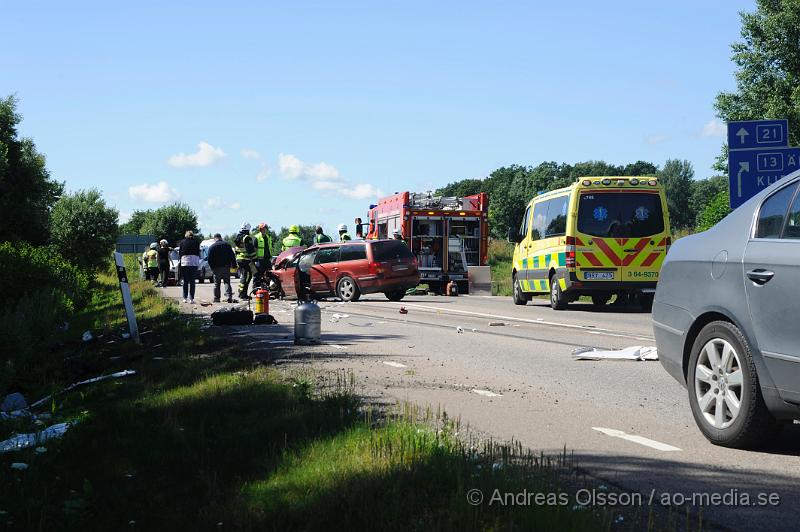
[211,308,253,326]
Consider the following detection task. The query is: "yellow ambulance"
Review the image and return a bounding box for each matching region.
[508,176,671,311]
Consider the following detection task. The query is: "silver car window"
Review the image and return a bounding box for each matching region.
[783,188,800,239]
[754,183,798,239]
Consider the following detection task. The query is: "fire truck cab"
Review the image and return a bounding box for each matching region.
[366,191,489,294]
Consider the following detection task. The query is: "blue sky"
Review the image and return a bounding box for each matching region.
[2,0,753,236]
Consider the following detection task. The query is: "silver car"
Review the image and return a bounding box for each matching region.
[653,170,800,448]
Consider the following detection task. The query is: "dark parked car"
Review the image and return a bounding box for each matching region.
[653,169,800,448]
[271,240,419,301]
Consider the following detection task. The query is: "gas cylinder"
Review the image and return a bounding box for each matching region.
[294,301,321,344]
[446,281,459,296]
[254,289,269,314]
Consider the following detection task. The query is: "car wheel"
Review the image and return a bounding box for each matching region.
[687,321,781,448]
[385,289,405,302]
[639,293,654,312]
[549,274,567,310]
[591,294,610,307]
[512,274,528,306]
[337,276,361,302]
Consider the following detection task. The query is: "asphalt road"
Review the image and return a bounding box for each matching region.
[162,279,799,531]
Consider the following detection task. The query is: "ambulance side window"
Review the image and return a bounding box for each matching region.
[545,196,568,238]
[531,202,547,240]
[519,206,531,241]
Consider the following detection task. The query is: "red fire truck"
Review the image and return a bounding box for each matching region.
[365,191,489,293]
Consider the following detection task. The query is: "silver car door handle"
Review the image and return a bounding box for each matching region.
[746,269,775,285]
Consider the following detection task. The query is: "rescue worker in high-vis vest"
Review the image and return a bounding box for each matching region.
[141,247,151,280]
[146,243,160,284]
[235,222,258,299]
[281,225,303,251]
[337,223,351,242]
[253,222,273,274]
[314,225,332,244]
[392,229,405,242]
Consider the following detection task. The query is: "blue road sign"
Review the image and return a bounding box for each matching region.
[729,146,800,208]
[727,119,789,151]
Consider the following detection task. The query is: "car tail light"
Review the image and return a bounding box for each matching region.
[369,261,384,275]
[565,236,576,267]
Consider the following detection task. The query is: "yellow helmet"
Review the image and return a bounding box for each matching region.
[289,224,300,233]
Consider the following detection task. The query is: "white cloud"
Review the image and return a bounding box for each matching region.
[129,181,179,203]
[645,134,669,145]
[206,196,240,210]
[340,183,384,199]
[118,211,131,224]
[168,141,226,168]
[701,119,726,137]
[256,164,271,182]
[274,153,381,200]
[241,148,262,160]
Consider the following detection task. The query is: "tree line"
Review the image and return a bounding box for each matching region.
[437,160,729,238]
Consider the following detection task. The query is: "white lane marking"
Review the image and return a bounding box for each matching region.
[401,303,653,341]
[268,340,293,344]
[383,361,407,368]
[592,427,681,452]
[472,389,502,397]
[329,344,347,350]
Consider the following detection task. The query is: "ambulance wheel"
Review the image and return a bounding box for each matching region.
[639,293,654,312]
[512,274,528,306]
[549,275,567,310]
[591,294,611,307]
[337,276,361,302]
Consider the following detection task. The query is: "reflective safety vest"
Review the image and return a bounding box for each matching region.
[314,233,332,244]
[254,231,273,259]
[282,233,302,251]
[146,249,159,268]
[339,232,352,242]
[235,234,257,261]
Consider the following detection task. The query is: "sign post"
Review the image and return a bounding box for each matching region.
[113,252,140,344]
[727,119,799,208]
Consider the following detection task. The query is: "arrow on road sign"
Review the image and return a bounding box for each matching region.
[737,162,749,198]
[736,127,749,144]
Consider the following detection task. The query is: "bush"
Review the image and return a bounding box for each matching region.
[696,190,732,232]
[0,241,91,310]
[50,189,119,272]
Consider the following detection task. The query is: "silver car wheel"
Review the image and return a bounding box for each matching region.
[339,279,354,299]
[694,338,743,429]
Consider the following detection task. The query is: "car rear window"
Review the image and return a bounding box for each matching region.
[577,192,664,238]
[340,244,367,262]
[371,240,414,261]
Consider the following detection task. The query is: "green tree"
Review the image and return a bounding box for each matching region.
[50,189,119,272]
[0,96,64,244]
[119,209,153,235]
[690,175,728,225]
[623,161,659,176]
[714,1,800,171]
[437,178,486,198]
[140,203,199,244]
[658,159,695,229]
[697,190,732,232]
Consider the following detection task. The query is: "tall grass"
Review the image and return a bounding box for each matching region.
[488,239,514,296]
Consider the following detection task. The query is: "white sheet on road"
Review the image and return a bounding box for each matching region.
[572,346,658,361]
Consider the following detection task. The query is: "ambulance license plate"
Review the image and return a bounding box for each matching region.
[584,271,614,280]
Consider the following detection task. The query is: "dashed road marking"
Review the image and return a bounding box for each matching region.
[383,361,407,368]
[592,427,681,452]
[329,344,347,350]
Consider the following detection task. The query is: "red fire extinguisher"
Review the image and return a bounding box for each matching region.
[255,289,269,315]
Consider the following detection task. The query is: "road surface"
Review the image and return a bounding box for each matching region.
[161,280,799,531]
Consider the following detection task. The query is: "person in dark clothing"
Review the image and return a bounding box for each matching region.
[207,233,237,303]
[157,239,171,287]
[178,230,201,303]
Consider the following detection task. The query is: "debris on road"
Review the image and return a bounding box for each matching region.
[81,330,94,342]
[472,389,502,397]
[383,361,407,368]
[456,326,464,333]
[329,344,347,350]
[399,307,408,314]
[572,346,658,361]
[488,321,506,327]
[329,313,350,323]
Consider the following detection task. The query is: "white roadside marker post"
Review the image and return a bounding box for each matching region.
[114,252,140,344]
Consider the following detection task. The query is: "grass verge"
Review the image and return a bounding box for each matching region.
[1,264,683,530]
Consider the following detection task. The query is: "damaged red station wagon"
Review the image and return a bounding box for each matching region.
[271,239,420,302]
